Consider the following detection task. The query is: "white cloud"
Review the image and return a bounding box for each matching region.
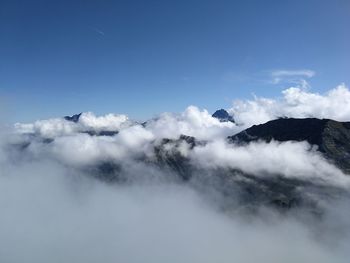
[0,169,345,263]
[271,69,316,78]
[269,69,315,87]
[14,118,78,138]
[191,139,350,188]
[229,84,350,127]
[16,84,350,142]
[14,112,133,138]
[144,105,237,140]
[79,112,131,132]
[2,84,350,262]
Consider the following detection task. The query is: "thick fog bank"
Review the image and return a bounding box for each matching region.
[1,164,350,263]
[1,85,350,262]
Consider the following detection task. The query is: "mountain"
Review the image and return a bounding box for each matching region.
[228,118,350,174]
[16,115,350,212]
[153,135,205,180]
[151,118,350,212]
[212,109,235,123]
[64,113,82,123]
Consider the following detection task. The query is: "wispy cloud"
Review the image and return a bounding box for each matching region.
[91,27,105,36]
[271,69,315,78]
[269,69,315,87]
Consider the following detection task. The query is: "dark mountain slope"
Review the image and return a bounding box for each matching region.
[229,118,350,173]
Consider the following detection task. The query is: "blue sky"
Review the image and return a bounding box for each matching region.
[0,0,349,122]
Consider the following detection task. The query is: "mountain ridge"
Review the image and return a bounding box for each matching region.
[14,114,350,212]
[228,118,350,174]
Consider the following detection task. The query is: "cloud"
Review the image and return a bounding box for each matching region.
[1,153,350,263]
[14,118,78,138]
[190,139,350,188]
[229,84,350,127]
[14,112,133,138]
[144,105,237,140]
[79,112,131,131]
[15,84,350,143]
[91,27,105,36]
[1,168,347,263]
[3,84,350,262]
[271,69,316,79]
[47,125,154,166]
[269,69,315,88]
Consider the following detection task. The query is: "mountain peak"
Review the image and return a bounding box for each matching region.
[212,109,235,123]
[64,113,82,123]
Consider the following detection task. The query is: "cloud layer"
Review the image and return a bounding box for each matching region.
[14,84,350,141]
[2,84,350,262]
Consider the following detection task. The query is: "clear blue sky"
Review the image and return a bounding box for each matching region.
[0,0,349,122]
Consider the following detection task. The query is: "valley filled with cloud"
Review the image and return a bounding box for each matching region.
[1,86,350,262]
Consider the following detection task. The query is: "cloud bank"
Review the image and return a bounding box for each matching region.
[14,84,350,140]
[229,84,350,127]
[2,84,350,262]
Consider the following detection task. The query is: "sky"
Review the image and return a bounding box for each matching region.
[0,0,349,122]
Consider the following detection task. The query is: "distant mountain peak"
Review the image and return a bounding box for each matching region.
[212,109,235,123]
[64,113,82,123]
